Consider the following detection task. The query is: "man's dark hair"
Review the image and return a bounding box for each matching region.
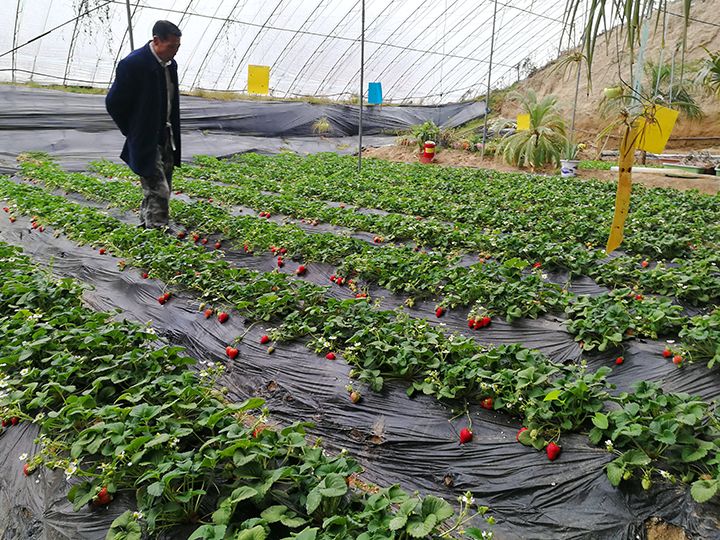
[152,20,181,41]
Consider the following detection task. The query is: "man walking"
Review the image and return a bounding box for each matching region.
[106,20,182,229]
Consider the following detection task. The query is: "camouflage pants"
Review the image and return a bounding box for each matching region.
[139,138,174,229]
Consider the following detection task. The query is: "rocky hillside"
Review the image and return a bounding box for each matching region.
[499,1,720,150]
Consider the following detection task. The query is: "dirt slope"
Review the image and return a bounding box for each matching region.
[499,1,720,148]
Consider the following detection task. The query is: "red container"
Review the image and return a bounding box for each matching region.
[420,141,436,163]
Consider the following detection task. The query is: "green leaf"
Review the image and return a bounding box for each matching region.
[260,505,288,523]
[592,412,608,429]
[236,526,266,540]
[421,495,454,522]
[690,479,718,503]
[318,473,348,498]
[543,389,562,402]
[305,488,322,515]
[389,515,408,531]
[681,446,708,463]
[606,461,624,487]
[147,481,164,497]
[290,528,318,540]
[406,514,437,538]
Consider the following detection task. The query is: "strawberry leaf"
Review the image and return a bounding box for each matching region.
[690,479,718,503]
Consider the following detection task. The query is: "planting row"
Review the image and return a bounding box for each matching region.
[90,157,720,309]
[0,241,494,539]
[1,176,718,502]
[16,158,717,357]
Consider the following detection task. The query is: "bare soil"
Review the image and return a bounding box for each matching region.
[363,145,720,195]
[646,518,688,540]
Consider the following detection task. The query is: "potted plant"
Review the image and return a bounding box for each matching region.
[560,141,584,177]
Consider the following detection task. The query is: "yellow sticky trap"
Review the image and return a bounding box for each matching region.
[635,105,678,154]
[516,114,530,131]
[248,65,270,95]
[606,127,638,254]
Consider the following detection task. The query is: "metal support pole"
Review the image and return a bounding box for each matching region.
[480,0,498,161]
[125,0,135,51]
[11,0,22,84]
[358,0,365,173]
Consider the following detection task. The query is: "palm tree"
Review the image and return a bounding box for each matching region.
[497,90,567,169]
[696,48,720,96]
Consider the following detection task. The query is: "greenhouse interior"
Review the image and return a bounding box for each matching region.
[0,1,719,539]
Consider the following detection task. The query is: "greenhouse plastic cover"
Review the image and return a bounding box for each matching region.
[0,0,581,104]
[1,183,720,539]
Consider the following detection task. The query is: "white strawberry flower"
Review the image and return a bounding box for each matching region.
[19,453,28,461]
[20,368,30,377]
[605,440,614,451]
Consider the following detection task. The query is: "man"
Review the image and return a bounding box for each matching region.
[106,20,182,229]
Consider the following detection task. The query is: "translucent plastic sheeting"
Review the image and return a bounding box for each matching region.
[0,0,583,104]
[1,197,719,539]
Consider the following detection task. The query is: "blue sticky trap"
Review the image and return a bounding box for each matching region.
[368,82,382,105]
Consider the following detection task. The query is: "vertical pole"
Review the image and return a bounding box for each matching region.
[358,0,365,173]
[480,0,498,160]
[125,0,135,51]
[11,0,22,84]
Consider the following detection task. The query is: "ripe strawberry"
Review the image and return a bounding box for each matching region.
[9,217,16,223]
[672,355,683,366]
[38,226,44,232]
[260,335,270,345]
[325,352,336,360]
[177,231,186,239]
[480,397,493,410]
[641,260,649,268]
[158,294,167,305]
[217,312,229,324]
[435,307,445,318]
[0,419,7,427]
[516,427,528,442]
[355,292,367,299]
[279,247,287,255]
[191,233,200,242]
[2,207,8,212]
[459,428,473,444]
[10,417,19,426]
[207,198,213,203]
[481,316,492,327]
[349,391,361,403]
[243,244,250,253]
[329,275,336,282]
[546,442,561,461]
[201,238,208,245]
[662,348,672,358]
[635,294,643,301]
[468,318,476,328]
[264,213,271,219]
[296,265,306,276]
[141,272,149,279]
[31,221,39,229]
[96,487,112,505]
[203,308,213,319]
[174,190,182,195]
[533,262,542,269]
[225,346,239,360]
[615,356,624,365]
[98,248,106,255]
[23,463,32,476]
[473,319,483,330]
[214,241,222,249]
[277,257,284,268]
[336,277,344,286]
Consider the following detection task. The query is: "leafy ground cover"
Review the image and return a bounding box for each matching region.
[0,241,494,539]
[2,160,719,505]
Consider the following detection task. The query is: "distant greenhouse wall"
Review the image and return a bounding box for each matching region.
[0,0,585,104]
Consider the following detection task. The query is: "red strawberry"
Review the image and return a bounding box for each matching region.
[214,241,222,249]
[243,244,250,253]
[336,277,344,286]
[615,356,624,365]
[38,226,44,232]
[201,238,208,245]
[264,213,271,219]
[662,348,672,358]
[473,319,483,330]
[355,292,367,298]
[23,463,32,476]
[635,294,643,301]
[96,487,112,505]
[0,419,7,427]
[207,198,213,203]
[98,248,106,255]
[435,307,445,318]
[192,233,200,242]
[533,262,542,269]
[481,316,492,327]
[141,272,149,279]
[641,260,649,268]
[481,397,493,410]
[177,231,186,239]
[175,190,182,195]
[277,257,284,268]
[158,295,167,305]
[260,335,270,345]
[546,442,561,461]
[325,352,336,360]
[329,275,336,282]
[31,221,39,229]
[10,417,19,426]
[516,427,528,442]
[203,308,213,319]
[2,207,8,212]
[225,346,239,360]
[296,265,306,276]
[672,355,683,366]
[9,217,16,223]
[468,319,476,328]
[279,247,287,255]
[459,428,473,444]
[217,312,229,324]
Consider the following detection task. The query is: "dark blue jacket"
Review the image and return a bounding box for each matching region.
[106,43,181,177]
